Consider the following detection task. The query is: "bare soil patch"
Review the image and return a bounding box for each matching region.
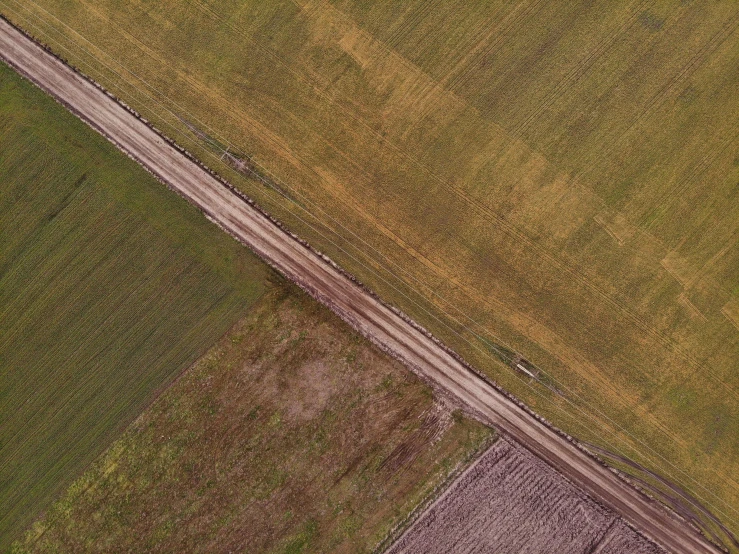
[387,439,664,554]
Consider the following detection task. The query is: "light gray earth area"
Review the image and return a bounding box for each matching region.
[388,439,665,554]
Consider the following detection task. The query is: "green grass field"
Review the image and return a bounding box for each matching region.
[3,0,738,541]
[11,283,491,554]
[0,61,272,548]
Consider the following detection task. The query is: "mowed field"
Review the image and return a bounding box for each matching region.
[12,283,491,554]
[4,0,738,537]
[0,61,272,547]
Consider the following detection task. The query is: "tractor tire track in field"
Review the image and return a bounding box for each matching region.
[0,17,722,554]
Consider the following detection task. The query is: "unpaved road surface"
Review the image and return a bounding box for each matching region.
[0,18,721,554]
[388,438,665,554]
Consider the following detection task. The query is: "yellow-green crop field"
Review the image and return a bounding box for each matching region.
[4,0,737,537]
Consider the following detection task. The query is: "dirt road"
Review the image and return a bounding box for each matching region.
[0,17,721,554]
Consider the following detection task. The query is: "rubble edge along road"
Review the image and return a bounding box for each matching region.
[0,16,720,554]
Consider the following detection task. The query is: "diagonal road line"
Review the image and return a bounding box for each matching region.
[0,17,722,554]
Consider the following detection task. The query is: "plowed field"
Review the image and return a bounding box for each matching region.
[388,440,664,554]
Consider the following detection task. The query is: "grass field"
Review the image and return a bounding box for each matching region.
[3,0,738,539]
[11,283,492,554]
[0,61,272,548]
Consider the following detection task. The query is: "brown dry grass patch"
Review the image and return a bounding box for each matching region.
[14,282,491,554]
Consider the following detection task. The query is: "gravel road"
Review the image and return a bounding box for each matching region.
[0,17,721,554]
